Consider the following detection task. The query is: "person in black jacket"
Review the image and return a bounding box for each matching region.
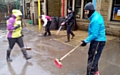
[61,6,75,42]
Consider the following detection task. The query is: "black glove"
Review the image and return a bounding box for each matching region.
[14,24,20,29]
[80,40,87,46]
[20,31,24,37]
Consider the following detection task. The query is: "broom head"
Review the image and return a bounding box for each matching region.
[25,47,32,50]
[54,58,62,68]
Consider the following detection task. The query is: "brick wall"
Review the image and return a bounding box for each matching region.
[76,19,89,31]
[0,13,5,23]
[48,0,61,17]
[100,0,120,36]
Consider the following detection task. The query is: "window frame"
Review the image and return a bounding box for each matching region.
[75,0,81,19]
[110,0,120,22]
[82,0,92,19]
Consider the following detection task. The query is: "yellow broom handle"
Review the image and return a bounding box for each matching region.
[60,44,80,61]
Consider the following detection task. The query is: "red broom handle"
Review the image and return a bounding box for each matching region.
[60,44,80,61]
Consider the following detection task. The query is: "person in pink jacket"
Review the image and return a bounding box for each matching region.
[40,15,52,36]
[6,9,31,62]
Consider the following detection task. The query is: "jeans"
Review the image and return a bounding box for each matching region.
[87,41,106,75]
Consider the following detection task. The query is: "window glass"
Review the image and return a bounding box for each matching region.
[114,0,120,4]
[75,0,81,18]
[83,0,92,18]
[111,0,120,21]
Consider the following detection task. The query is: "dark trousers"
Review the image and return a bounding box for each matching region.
[66,25,74,36]
[43,21,51,36]
[87,41,106,75]
[7,36,24,50]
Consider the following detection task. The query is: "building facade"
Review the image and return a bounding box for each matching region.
[25,0,120,36]
[25,0,61,25]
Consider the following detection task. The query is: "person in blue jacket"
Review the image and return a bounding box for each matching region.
[80,2,106,75]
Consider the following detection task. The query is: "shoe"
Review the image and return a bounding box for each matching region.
[94,71,100,75]
[6,50,12,62]
[48,34,51,36]
[65,40,70,43]
[65,35,70,42]
[21,49,32,60]
[71,35,75,39]
[7,57,12,62]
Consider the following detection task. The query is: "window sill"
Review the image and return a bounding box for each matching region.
[107,21,120,25]
[76,18,89,22]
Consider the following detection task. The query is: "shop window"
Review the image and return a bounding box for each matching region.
[75,0,81,18]
[67,0,73,9]
[67,0,73,15]
[83,0,92,18]
[111,0,120,21]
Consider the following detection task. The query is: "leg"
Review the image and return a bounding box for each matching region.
[47,21,51,36]
[7,38,16,62]
[43,26,47,36]
[46,25,51,36]
[16,37,31,60]
[92,41,106,74]
[87,41,105,75]
[70,30,75,39]
[48,27,51,36]
[65,26,71,42]
[87,41,98,75]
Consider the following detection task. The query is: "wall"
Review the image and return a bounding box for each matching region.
[100,0,120,36]
[76,0,120,36]
[47,0,61,17]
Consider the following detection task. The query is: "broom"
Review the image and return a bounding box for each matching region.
[56,26,62,35]
[54,44,80,68]
[24,40,32,50]
[22,32,32,50]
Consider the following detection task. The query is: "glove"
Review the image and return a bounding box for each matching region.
[61,22,65,26]
[80,40,87,46]
[14,24,20,29]
[21,31,24,37]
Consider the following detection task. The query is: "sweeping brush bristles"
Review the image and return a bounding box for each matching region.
[54,58,62,68]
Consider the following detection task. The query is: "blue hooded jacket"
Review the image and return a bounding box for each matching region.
[84,11,106,43]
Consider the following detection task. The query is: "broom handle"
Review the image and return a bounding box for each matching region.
[60,44,80,61]
[23,37,27,47]
[56,26,62,35]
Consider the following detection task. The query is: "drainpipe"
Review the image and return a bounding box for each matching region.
[7,4,10,17]
[38,0,41,31]
[61,0,65,17]
[22,0,25,18]
[93,0,96,9]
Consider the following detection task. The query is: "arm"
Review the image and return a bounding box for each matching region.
[7,18,15,31]
[65,12,74,23]
[84,21,100,43]
[7,18,20,31]
[42,16,48,27]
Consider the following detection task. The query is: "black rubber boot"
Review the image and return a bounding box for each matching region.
[43,32,47,36]
[71,32,75,39]
[21,49,32,60]
[6,50,12,62]
[48,32,51,36]
[65,35,70,42]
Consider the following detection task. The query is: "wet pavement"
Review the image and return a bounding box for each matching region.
[0,24,120,75]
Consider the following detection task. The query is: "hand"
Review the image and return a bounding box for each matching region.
[80,40,87,46]
[21,31,24,37]
[65,16,68,18]
[61,22,65,26]
[14,24,20,29]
